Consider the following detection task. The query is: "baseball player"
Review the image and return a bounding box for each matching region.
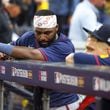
[66,24,110,110]
[0,10,83,110]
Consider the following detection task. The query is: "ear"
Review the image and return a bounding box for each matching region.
[107,45,110,51]
[107,47,110,55]
[56,25,59,32]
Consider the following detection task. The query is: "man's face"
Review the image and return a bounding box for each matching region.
[85,36,105,55]
[93,0,106,9]
[8,4,21,18]
[34,26,58,47]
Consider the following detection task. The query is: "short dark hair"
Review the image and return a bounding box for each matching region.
[9,0,26,10]
[0,0,3,8]
[35,10,55,16]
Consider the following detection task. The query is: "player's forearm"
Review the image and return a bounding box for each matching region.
[12,47,45,60]
[0,43,44,60]
[12,46,34,59]
[0,43,32,59]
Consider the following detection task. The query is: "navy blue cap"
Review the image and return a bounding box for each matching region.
[83,25,110,45]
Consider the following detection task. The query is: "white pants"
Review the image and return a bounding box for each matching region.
[50,95,86,110]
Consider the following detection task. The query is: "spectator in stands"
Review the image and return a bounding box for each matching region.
[0,10,84,110]
[3,0,23,18]
[14,0,36,35]
[0,1,13,43]
[66,24,110,110]
[98,0,110,25]
[0,0,24,43]
[15,0,34,26]
[69,0,106,49]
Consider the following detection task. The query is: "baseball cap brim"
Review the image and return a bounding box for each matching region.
[83,27,103,42]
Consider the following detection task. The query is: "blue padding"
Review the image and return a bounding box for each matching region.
[0,43,14,55]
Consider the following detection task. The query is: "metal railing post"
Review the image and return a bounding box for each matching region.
[42,89,50,110]
[0,80,4,110]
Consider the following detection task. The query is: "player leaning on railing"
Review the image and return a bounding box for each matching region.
[66,24,110,110]
[0,9,86,110]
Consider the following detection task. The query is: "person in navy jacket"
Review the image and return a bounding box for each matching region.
[66,24,110,110]
[0,10,83,110]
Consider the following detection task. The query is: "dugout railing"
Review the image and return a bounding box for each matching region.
[0,60,110,110]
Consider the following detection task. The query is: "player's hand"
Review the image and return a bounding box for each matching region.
[0,52,14,60]
[0,52,5,60]
[65,53,74,64]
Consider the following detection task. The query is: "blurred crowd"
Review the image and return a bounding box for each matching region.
[1,0,110,44]
[0,0,81,44]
